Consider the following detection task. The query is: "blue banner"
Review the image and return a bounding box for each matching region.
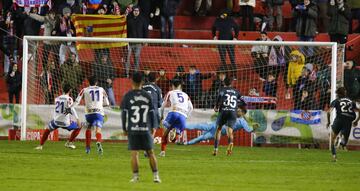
[290,110,321,125]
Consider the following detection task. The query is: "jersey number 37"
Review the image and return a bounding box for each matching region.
[131,105,149,123]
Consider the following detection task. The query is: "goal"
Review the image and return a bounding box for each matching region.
[21,36,349,148]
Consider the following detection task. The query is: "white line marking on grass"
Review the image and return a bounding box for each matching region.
[237,159,360,165]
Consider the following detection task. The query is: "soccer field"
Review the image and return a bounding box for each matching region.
[1,141,360,191]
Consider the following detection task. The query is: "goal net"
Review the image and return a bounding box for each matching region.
[21,36,352,148]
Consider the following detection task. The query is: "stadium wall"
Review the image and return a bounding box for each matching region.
[2,104,360,147]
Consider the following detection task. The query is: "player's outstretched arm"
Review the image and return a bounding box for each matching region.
[214,92,222,112]
[186,135,207,145]
[237,117,254,133]
[149,98,156,129]
[72,89,85,107]
[187,98,194,117]
[159,105,165,121]
[121,109,128,135]
[326,107,334,128]
[158,88,163,109]
[186,123,212,131]
[102,88,110,107]
[120,95,128,135]
[160,92,170,120]
[71,107,79,119]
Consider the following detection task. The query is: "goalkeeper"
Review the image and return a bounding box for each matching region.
[181,110,258,145]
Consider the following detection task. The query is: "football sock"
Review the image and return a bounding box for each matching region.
[85,129,91,148]
[228,142,233,148]
[161,134,168,151]
[96,132,102,143]
[214,139,219,149]
[172,134,179,143]
[341,137,348,147]
[331,144,336,156]
[40,129,51,145]
[153,171,159,176]
[69,128,81,142]
[161,142,167,152]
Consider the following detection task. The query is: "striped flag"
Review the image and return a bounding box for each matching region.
[72,14,127,50]
[290,110,321,125]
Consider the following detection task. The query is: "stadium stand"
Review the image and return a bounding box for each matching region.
[1,0,360,107]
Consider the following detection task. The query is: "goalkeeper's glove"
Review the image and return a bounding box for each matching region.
[252,123,260,131]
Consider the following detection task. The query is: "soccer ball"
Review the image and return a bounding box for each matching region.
[154,137,162,144]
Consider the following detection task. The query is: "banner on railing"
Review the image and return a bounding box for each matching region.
[15,0,49,7]
[1,104,360,145]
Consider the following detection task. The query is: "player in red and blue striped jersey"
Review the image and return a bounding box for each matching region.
[73,76,109,154]
[159,79,193,157]
[35,83,82,150]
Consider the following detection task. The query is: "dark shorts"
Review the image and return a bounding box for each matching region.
[332,117,353,135]
[216,110,237,128]
[128,133,153,151]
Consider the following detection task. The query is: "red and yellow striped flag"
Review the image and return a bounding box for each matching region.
[72,14,127,50]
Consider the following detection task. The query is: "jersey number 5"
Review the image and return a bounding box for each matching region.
[131,105,149,123]
[177,93,184,103]
[223,94,237,108]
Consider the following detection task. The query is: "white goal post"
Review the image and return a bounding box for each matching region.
[21,36,340,148]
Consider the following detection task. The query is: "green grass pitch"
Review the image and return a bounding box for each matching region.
[1,141,360,191]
